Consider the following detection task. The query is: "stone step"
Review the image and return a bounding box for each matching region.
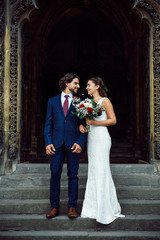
[0,230,160,240]
[0,163,159,239]
[14,163,154,175]
[0,173,159,187]
[0,215,160,231]
[32,156,136,164]
[0,199,159,215]
[0,186,159,200]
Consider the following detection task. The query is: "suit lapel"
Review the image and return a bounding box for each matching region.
[57,94,65,117]
[58,93,74,118]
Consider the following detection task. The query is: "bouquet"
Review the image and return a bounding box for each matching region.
[72,96,104,131]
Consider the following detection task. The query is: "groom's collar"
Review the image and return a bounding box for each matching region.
[61,91,73,98]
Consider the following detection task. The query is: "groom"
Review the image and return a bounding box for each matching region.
[44,73,86,219]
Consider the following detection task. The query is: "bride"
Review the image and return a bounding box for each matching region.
[80,77,125,224]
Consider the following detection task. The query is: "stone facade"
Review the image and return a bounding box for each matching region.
[0,0,160,174]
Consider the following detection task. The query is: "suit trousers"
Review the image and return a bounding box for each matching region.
[50,145,80,209]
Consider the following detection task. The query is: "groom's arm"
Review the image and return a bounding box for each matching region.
[75,118,87,149]
[44,98,54,147]
[76,132,87,149]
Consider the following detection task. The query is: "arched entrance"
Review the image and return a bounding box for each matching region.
[1,0,160,174]
[21,0,150,163]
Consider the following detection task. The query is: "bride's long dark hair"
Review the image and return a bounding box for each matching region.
[88,77,107,97]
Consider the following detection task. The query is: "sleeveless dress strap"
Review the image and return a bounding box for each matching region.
[98,97,106,105]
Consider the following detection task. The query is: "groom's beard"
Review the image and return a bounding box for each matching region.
[69,88,79,95]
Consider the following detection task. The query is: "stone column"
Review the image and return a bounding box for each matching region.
[0,0,6,174]
[133,0,160,172]
[0,0,11,174]
[0,0,38,175]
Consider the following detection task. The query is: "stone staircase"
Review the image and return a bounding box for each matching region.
[0,163,160,239]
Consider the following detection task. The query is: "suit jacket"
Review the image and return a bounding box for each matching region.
[44,94,86,149]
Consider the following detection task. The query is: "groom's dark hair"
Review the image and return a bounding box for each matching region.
[59,73,80,91]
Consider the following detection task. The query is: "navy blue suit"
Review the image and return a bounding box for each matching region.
[44,94,86,209]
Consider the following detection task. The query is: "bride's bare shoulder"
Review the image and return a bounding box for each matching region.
[102,98,113,107]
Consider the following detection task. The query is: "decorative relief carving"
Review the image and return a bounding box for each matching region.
[12,1,37,23]
[10,0,18,5]
[153,0,160,6]
[133,0,160,159]
[154,77,160,158]
[134,0,160,23]
[9,20,18,158]
[8,0,38,159]
[151,19,160,159]
[0,0,5,147]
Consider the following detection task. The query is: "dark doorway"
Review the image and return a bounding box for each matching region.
[43,13,128,135]
[21,0,150,163]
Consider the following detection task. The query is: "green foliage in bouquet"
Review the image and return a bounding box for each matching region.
[72,97,104,120]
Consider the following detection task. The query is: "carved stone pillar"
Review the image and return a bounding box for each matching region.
[0,0,38,174]
[0,0,5,174]
[133,0,160,166]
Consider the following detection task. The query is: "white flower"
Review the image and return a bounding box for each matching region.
[83,102,93,108]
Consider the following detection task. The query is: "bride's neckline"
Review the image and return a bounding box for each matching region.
[94,97,104,104]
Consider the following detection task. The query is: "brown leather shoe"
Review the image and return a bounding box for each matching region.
[46,208,59,219]
[68,207,78,219]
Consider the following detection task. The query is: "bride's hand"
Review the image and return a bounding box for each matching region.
[86,118,93,125]
[79,124,87,133]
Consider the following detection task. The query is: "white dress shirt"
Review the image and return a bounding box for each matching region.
[61,92,73,109]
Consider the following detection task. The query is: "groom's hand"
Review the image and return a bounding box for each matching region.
[71,143,82,153]
[46,144,56,155]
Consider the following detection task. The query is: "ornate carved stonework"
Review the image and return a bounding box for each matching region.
[133,0,160,159]
[9,22,18,159]
[10,0,18,5]
[0,0,5,149]
[0,0,38,172]
[11,0,37,21]
[7,0,37,160]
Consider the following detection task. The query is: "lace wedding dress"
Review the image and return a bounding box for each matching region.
[81,97,125,224]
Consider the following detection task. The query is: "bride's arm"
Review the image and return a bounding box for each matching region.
[86,98,117,126]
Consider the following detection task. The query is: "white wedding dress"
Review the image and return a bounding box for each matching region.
[81,97,125,224]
